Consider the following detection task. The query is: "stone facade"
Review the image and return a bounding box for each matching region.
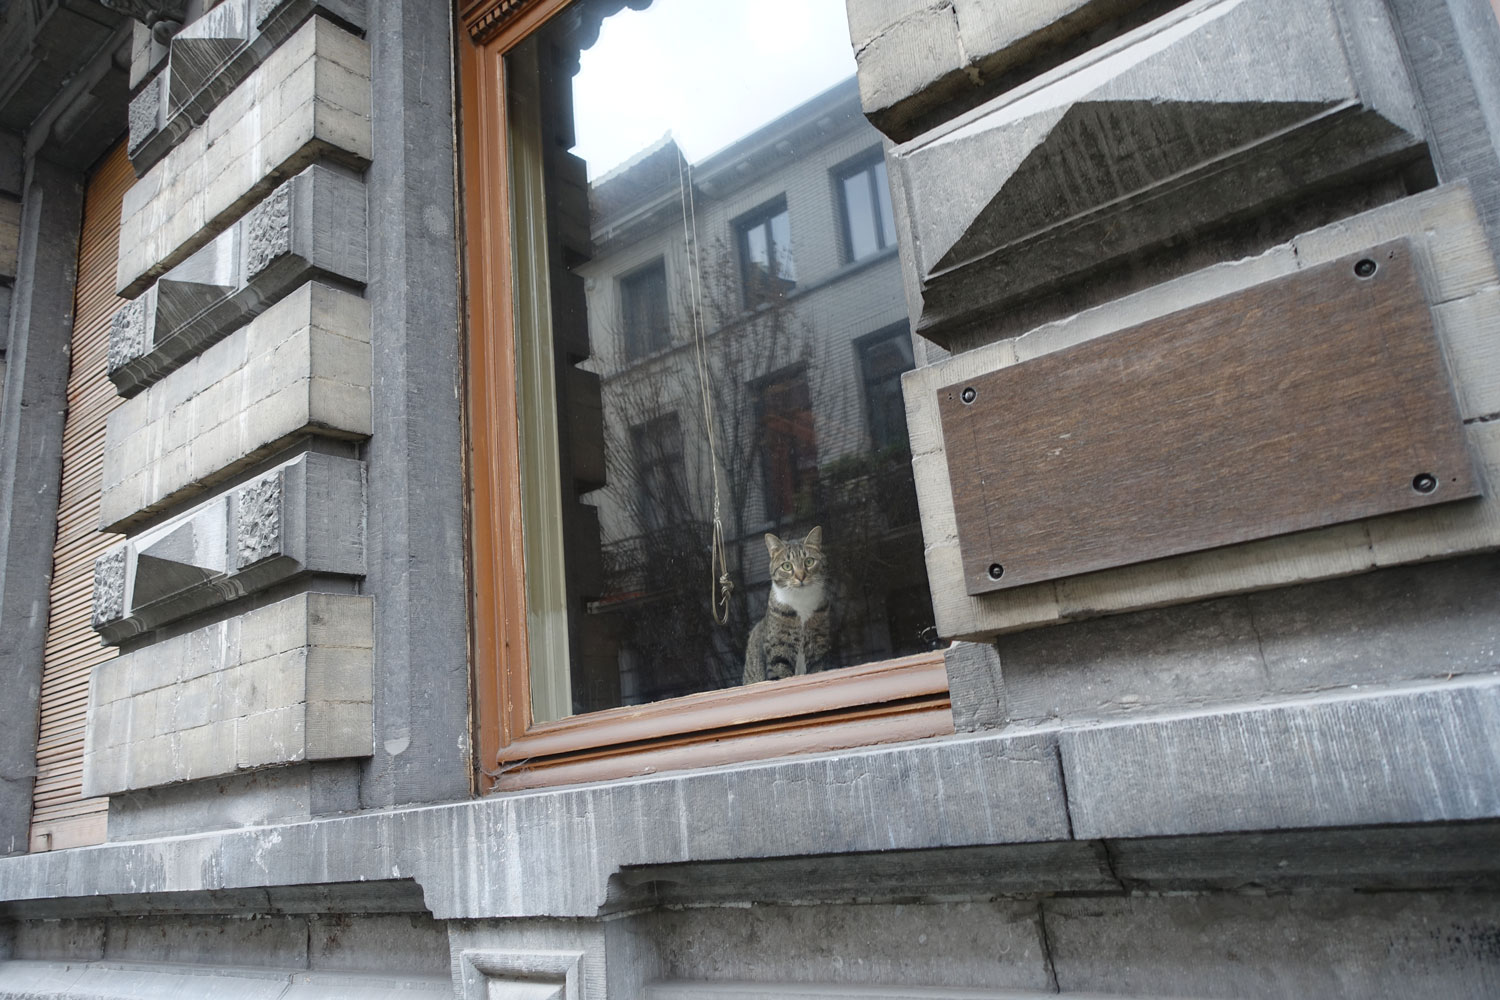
[0,0,1499,997]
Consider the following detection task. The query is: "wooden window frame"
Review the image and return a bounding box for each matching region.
[458,0,952,794]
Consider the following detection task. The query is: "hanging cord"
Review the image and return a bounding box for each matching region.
[678,153,732,625]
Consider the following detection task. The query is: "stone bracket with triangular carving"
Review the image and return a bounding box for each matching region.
[891,0,1428,346]
[108,163,367,397]
[129,0,367,173]
[92,451,365,644]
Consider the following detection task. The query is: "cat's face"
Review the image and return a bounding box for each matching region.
[765,526,824,589]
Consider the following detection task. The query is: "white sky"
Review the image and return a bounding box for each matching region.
[571,0,858,179]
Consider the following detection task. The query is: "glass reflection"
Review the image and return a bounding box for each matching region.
[508,0,937,722]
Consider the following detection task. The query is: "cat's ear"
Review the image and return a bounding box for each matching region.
[804,525,822,549]
[764,533,783,557]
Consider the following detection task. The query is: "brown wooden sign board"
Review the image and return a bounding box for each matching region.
[938,240,1480,596]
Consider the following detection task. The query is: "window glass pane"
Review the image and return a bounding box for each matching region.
[842,170,879,261]
[506,0,934,722]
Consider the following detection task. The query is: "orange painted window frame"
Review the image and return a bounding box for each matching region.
[457,0,953,793]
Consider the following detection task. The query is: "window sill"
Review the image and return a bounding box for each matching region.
[491,650,952,791]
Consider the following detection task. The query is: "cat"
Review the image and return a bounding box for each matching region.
[742,526,831,685]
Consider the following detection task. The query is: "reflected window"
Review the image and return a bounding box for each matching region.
[858,326,915,452]
[621,259,669,359]
[631,412,685,533]
[737,199,795,307]
[758,370,817,522]
[837,152,896,263]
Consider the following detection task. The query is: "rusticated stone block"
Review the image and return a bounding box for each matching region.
[234,471,283,568]
[100,281,371,531]
[892,0,1424,345]
[127,73,163,158]
[129,0,370,173]
[108,164,367,397]
[117,15,371,297]
[244,179,292,279]
[107,297,150,375]
[82,592,374,797]
[91,549,128,629]
[93,451,365,644]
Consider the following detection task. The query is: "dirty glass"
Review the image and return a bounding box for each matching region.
[506,0,938,723]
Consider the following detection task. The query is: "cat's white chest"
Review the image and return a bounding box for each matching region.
[772,581,825,621]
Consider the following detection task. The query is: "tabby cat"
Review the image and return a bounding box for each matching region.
[743,526,831,684]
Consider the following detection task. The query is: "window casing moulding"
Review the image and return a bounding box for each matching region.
[457,0,953,793]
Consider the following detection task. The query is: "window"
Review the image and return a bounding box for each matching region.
[737,200,795,306]
[857,326,915,453]
[758,370,817,521]
[836,152,896,263]
[620,259,669,359]
[460,0,948,792]
[630,412,685,533]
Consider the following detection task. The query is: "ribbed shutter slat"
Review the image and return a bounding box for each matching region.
[29,142,133,853]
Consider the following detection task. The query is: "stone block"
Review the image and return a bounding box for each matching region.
[129,0,369,174]
[81,592,374,797]
[892,0,1425,345]
[118,17,371,297]
[107,162,369,397]
[99,282,372,530]
[942,640,1005,731]
[905,183,1500,642]
[1059,677,1500,839]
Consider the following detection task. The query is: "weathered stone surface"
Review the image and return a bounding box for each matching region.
[942,640,1005,730]
[99,281,371,530]
[127,70,163,156]
[235,471,283,568]
[82,592,374,797]
[117,16,371,296]
[90,548,128,629]
[107,296,150,373]
[109,164,368,396]
[1060,678,1500,839]
[892,0,1423,344]
[244,176,292,278]
[0,195,19,280]
[1046,890,1500,999]
[165,0,251,115]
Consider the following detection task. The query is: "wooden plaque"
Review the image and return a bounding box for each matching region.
[939,240,1481,596]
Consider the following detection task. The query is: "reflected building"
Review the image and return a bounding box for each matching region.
[573,78,935,709]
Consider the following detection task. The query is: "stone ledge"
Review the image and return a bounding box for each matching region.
[92,451,366,644]
[1060,678,1500,839]
[7,679,1499,918]
[81,592,374,798]
[118,15,371,297]
[99,281,371,532]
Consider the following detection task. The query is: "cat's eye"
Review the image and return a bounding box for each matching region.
[781,561,793,570]
[805,558,817,567]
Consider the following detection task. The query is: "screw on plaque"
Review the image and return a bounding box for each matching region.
[961,386,977,404]
[1354,258,1378,278]
[1412,473,1437,494]
[987,563,1004,580]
